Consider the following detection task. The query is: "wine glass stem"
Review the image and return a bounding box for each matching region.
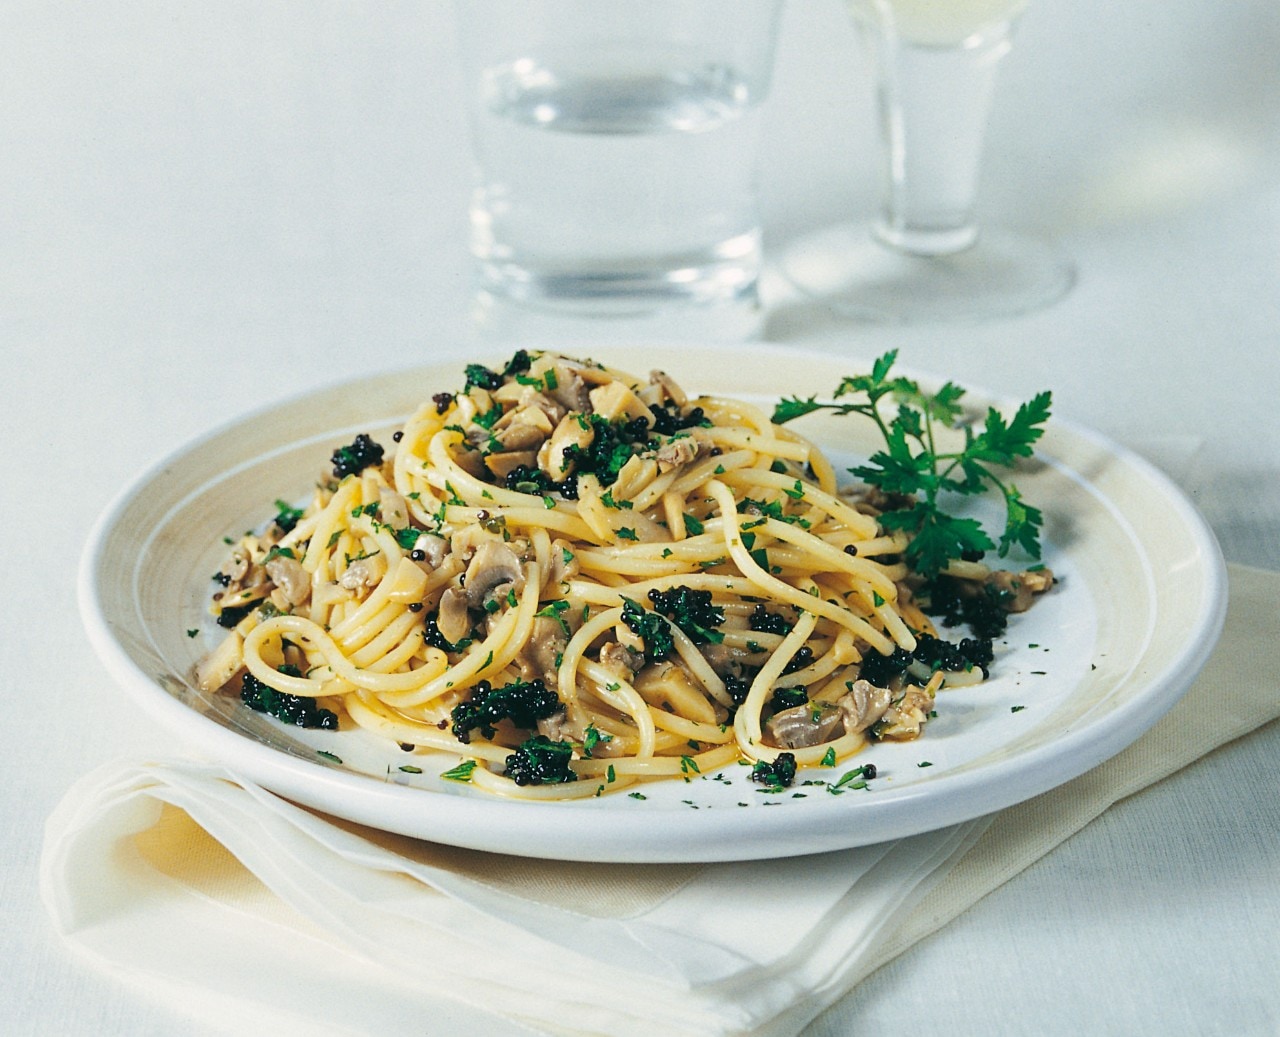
[862,19,1017,257]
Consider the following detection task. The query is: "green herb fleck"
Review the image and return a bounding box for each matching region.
[441,759,478,782]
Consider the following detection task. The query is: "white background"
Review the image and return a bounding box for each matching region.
[2,1,1278,1033]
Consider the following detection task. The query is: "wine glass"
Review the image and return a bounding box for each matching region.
[780,0,1073,323]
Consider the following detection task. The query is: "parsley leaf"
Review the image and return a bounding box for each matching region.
[774,351,1051,577]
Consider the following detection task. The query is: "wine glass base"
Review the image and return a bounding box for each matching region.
[779,223,1074,324]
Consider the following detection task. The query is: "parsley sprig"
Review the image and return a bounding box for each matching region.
[773,350,1051,578]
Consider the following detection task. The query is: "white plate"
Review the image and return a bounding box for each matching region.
[79,343,1227,862]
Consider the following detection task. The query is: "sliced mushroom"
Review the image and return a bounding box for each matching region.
[837,679,893,734]
[545,538,580,588]
[986,567,1055,613]
[763,701,845,749]
[537,709,578,744]
[219,548,251,585]
[760,677,903,749]
[649,369,688,408]
[494,419,548,452]
[491,384,565,427]
[841,484,917,517]
[452,387,493,424]
[546,363,591,413]
[264,554,311,607]
[872,686,934,741]
[436,584,471,644]
[515,616,569,689]
[385,556,429,604]
[539,413,594,480]
[614,619,645,654]
[341,552,387,591]
[599,640,644,678]
[700,641,768,678]
[655,434,704,473]
[378,489,410,531]
[449,441,490,479]
[463,539,525,608]
[410,532,449,569]
[484,449,538,480]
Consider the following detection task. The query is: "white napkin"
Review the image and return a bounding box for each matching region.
[40,564,1280,1037]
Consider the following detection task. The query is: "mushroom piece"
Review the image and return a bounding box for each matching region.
[844,485,916,517]
[463,539,525,609]
[760,678,900,749]
[514,616,569,689]
[265,554,311,607]
[385,556,430,604]
[986,567,1055,613]
[490,385,565,428]
[837,679,893,734]
[493,419,548,453]
[614,619,646,655]
[539,413,595,480]
[484,449,538,480]
[436,585,471,645]
[410,532,449,569]
[655,433,706,473]
[537,709,578,744]
[449,441,490,479]
[871,686,934,741]
[763,701,845,749]
[218,547,251,586]
[700,641,769,679]
[544,537,580,587]
[340,552,387,591]
[546,364,591,413]
[599,640,644,678]
[649,369,688,408]
[377,489,410,531]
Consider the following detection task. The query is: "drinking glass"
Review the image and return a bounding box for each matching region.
[780,0,1073,323]
[455,0,783,342]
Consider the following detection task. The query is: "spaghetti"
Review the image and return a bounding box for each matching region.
[196,350,1018,799]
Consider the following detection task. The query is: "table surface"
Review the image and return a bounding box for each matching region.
[3,1,1278,1034]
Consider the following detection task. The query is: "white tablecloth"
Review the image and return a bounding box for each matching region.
[3,1,1278,1034]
